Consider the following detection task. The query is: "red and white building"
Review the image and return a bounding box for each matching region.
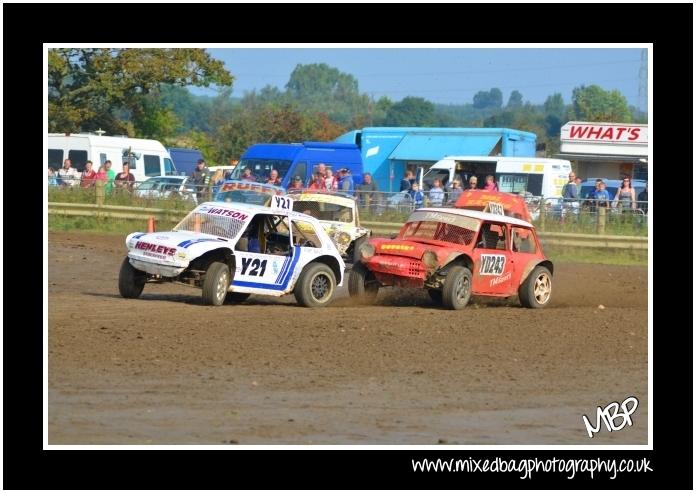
[556,121,648,180]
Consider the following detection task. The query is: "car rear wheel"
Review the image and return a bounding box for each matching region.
[348,261,379,304]
[294,263,336,308]
[442,266,472,310]
[518,266,552,308]
[118,257,146,299]
[202,262,230,306]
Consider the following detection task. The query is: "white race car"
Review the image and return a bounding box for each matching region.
[118,196,345,307]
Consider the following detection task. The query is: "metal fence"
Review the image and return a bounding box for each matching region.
[48,178,648,236]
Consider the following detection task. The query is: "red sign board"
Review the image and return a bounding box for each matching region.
[561,123,647,144]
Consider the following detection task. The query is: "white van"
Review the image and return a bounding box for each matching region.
[420,156,572,198]
[47,133,177,182]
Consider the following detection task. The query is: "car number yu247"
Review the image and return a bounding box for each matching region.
[479,254,506,276]
[240,257,268,276]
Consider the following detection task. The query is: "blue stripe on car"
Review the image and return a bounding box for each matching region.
[233,247,300,291]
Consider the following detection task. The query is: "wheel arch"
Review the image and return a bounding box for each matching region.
[189,247,236,273]
[308,255,343,285]
[440,253,475,274]
[520,259,554,285]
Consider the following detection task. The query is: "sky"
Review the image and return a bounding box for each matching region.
[190,47,647,110]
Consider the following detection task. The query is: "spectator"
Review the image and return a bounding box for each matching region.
[408,182,424,209]
[48,167,59,187]
[210,169,225,196]
[593,180,612,210]
[287,175,304,193]
[584,179,603,212]
[483,175,499,192]
[114,163,135,191]
[447,179,463,204]
[57,159,79,187]
[308,173,327,190]
[467,176,478,190]
[266,169,282,186]
[104,160,116,195]
[94,165,108,204]
[429,178,445,207]
[357,172,378,208]
[80,160,97,188]
[337,168,354,194]
[613,177,636,212]
[561,171,579,215]
[637,182,648,214]
[574,176,583,195]
[400,170,415,192]
[190,159,211,201]
[240,167,256,182]
[324,169,337,190]
[316,162,327,180]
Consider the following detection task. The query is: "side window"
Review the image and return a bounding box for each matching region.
[163,157,176,176]
[99,153,108,165]
[48,149,63,168]
[293,161,307,185]
[291,220,322,249]
[476,222,507,250]
[68,150,88,172]
[511,227,536,254]
[237,214,292,256]
[144,155,161,176]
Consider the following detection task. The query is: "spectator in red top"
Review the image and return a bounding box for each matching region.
[80,160,97,188]
[287,175,304,193]
[265,169,281,186]
[95,164,108,182]
[115,163,135,191]
[483,175,498,191]
[324,168,337,190]
[308,173,327,190]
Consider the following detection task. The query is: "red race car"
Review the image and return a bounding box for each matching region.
[349,202,553,309]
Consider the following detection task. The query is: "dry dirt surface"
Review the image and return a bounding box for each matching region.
[48,231,648,445]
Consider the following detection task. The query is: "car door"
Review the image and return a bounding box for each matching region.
[232,214,297,293]
[471,221,516,296]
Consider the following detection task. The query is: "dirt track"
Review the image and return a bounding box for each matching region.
[48,231,648,444]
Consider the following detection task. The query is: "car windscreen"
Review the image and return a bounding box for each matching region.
[173,210,247,240]
[399,210,479,245]
[229,158,293,182]
[292,200,353,223]
[214,189,275,206]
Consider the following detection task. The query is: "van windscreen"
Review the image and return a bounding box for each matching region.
[230,159,293,182]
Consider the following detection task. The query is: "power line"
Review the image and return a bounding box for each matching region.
[230,59,641,79]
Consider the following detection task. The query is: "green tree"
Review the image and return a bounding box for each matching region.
[473,88,503,109]
[570,85,631,122]
[48,48,233,137]
[506,90,524,109]
[383,96,437,126]
[285,63,370,124]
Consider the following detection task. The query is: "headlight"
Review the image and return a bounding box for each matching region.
[360,243,376,260]
[422,250,438,269]
[334,231,351,247]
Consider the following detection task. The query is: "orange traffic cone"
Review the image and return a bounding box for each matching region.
[147,216,156,233]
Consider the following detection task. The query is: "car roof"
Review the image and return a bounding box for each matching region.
[581,178,646,186]
[417,207,534,228]
[219,179,285,193]
[287,191,356,207]
[195,201,320,223]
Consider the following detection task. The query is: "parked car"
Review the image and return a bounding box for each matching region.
[134,176,198,204]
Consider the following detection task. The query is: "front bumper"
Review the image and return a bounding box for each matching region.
[364,254,426,288]
[129,257,187,278]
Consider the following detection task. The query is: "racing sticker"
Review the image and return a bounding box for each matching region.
[479,254,506,276]
[239,257,268,277]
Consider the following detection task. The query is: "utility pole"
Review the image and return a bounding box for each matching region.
[637,49,648,117]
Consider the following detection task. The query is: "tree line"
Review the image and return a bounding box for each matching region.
[49,49,647,164]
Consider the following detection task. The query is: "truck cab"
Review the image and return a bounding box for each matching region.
[229,142,363,189]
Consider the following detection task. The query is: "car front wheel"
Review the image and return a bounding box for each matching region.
[202,262,230,306]
[348,261,379,304]
[442,265,472,310]
[118,257,146,299]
